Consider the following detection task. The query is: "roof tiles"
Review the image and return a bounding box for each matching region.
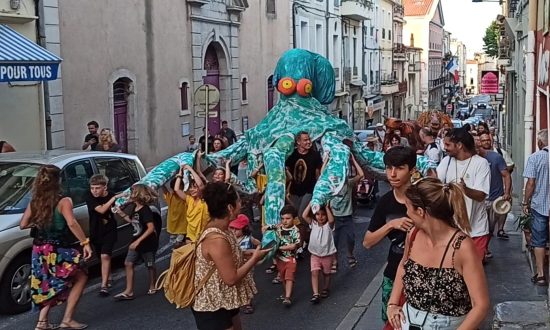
[403,0,435,16]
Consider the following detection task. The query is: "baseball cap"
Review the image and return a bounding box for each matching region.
[376,123,384,127]
[229,214,250,229]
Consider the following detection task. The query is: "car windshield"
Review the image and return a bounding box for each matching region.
[0,162,40,214]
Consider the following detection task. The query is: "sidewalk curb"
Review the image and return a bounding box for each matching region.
[336,264,386,330]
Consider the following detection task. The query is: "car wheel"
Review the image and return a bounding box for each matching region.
[0,254,32,314]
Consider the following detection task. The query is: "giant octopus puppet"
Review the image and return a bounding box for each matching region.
[115,49,434,250]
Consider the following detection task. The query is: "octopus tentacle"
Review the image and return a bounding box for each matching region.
[310,134,351,213]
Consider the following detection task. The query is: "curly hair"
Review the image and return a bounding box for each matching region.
[29,165,62,229]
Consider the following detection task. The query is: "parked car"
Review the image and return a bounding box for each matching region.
[0,151,160,314]
[451,119,463,128]
[354,126,377,143]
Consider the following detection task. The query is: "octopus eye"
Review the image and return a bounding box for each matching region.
[296,79,313,97]
[277,77,297,96]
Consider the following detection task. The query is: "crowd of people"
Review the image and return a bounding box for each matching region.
[18,114,549,330]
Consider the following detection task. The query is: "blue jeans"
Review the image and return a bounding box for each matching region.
[403,302,466,329]
[333,215,355,255]
[530,209,549,248]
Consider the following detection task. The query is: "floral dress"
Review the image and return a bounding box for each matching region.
[31,207,83,309]
[193,228,257,312]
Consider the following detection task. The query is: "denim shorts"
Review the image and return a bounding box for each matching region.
[531,209,549,248]
[403,302,466,329]
[125,249,156,268]
[333,215,355,250]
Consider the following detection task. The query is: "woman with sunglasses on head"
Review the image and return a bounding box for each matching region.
[92,128,121,152]
[387,177,489,330]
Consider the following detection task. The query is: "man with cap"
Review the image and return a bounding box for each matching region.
[366,135,382,151]
[478,132,512,259]
[374,123,385,145]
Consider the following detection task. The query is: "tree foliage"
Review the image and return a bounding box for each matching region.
[483,21,499,57]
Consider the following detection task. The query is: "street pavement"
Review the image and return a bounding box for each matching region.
[1,183,547,330]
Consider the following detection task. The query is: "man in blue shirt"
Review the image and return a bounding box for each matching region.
[478,133,512,260]
[522,129,549,286]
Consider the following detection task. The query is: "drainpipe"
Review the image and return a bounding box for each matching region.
[523,0,536,162]
[325,0,329,59]
[292,2,297,48]
[35,0,52,150]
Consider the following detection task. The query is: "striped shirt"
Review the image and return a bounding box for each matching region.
[523,148,549,216]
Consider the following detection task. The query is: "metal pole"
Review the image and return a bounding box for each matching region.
[205,85,209,154]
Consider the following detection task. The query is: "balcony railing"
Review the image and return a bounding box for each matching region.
[429,77,445,89]
[393,4,404,21]
[353,66,358,76]
[393,43,406,60]
[341,0,371,20]
[408,62,421,72]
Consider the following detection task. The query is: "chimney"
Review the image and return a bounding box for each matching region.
[410,33,415,47]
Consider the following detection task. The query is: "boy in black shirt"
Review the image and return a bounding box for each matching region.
[362,146,416,323]
[113,184,159,300]
[86,174,120,296]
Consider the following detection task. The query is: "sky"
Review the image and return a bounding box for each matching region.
[440,0,501,58]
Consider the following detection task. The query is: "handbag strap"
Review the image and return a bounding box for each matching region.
[407,229,461,328]
[194,229,227,294]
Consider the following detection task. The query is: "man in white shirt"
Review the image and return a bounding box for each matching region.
[437,125,491,261]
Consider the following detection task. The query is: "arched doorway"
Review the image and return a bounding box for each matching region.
[203,44,220,135]
[113,79,130,152]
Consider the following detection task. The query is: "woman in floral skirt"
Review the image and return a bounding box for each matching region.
[20,165,92,330]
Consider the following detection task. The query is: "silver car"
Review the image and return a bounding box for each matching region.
[0,151,159,314]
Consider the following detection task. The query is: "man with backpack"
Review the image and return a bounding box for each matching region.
[420,128,443,168]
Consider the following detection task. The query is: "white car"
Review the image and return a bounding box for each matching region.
[0,151,160,314]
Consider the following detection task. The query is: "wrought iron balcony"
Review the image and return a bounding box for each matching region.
[393,4,404,22]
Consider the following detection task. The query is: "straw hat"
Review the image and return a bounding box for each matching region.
[492,196,511,215]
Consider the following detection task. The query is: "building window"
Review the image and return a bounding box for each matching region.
[370,26,374,36]
[353,38,357,70]
[316,23,324,54]
[241,76,248,104]
[180,81,189,111]
[382,28,385,39]
[389,30,391,40]
[266,0,276,15]
[300,21,309,49]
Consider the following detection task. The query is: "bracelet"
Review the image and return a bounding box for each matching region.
[176,174,182,179]
[80,238,90,246]
[521,202,530,206]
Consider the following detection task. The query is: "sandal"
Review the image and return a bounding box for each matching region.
[310,294,321,304]
[59,322,88,330]
[532,275,548,286]
[320,289,330,298]
[147,289,158,295]
[497,230,509,240]
[99,287,109,297]
[242,304,255,314]
[348,256,358,268]
[282,297,292,306]
[36,321,60,330]
[271,277,282,284]
[265,265,277,274]
[114,292,135,301]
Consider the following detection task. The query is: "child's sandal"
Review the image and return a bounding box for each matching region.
[265,265,276,274]
[348,256,358,268]
[320,289,330,298]
[282,297,292,306]
[310,294,321,304]
[242,304,254,314]
[271,277,282,284]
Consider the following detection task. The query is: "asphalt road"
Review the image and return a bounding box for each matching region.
[0,185,391,330]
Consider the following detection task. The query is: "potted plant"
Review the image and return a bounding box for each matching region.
[515,213,533,247]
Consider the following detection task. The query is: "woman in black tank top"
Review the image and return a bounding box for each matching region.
[386,177,489,330]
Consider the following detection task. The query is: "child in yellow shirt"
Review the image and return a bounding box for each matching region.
[173,164,209,243]
[162,178,187,246]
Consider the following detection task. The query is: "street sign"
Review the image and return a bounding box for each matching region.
[194,84,220,110]
[196,111,218,118]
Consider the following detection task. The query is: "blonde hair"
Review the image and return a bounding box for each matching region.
[99,128,118,146]
[130,183,158,205]
[406,177,470,233]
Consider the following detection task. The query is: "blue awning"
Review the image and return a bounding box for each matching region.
[0,24,61,83]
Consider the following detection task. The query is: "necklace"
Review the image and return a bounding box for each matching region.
[454,156,473,182]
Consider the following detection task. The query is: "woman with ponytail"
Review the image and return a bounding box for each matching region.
[386,177,489,330]
[20,165,92,330]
